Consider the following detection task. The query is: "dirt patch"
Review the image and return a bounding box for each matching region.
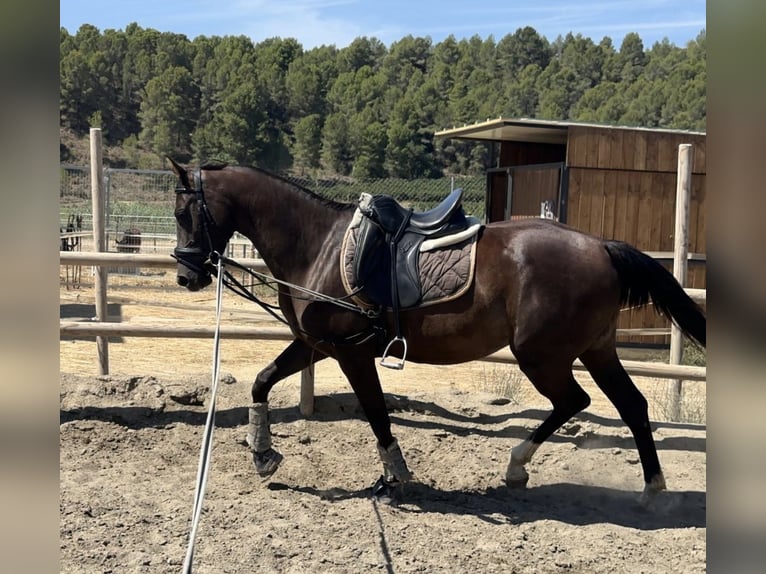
[60,276,706,573]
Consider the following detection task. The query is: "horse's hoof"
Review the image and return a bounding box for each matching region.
[638,472,667,507]
[639,487,663,508]
[253,447,283,478]
[639,476,667,507]
[505,464,529,489]
[505,476,529,489]
[371,475,403,504]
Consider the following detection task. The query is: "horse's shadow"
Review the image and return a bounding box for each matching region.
[268,479,706,531]
[59,391,706,453]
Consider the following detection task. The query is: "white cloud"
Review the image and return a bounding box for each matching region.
[180,0,378,47]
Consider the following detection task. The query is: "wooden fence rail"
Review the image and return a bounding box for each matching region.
[60,319,707,383]
[60,251,269,271]
[58,251,707,304]
[60,322,294,341]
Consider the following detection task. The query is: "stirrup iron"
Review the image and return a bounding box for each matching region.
[380,336,407,370]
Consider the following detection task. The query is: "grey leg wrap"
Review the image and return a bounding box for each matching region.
[377,439,413,483]
[247,402,283,478]
[246,402,272,452]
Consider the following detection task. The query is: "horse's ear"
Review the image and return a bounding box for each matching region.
[167,157,191,189]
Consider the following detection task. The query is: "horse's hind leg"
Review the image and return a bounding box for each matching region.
[248,339,326,477]
[579,345,665,504]
[506,361,591,488]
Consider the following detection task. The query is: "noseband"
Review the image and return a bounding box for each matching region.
[172,168,218,277]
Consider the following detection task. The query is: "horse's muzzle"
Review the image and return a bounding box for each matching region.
[176,269,212,291]
[173,247,213,291]
[175,259,212,291]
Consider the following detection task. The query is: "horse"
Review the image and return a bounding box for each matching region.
[168,158,705,504]
[61,214,83,289]
[115,227,142,253]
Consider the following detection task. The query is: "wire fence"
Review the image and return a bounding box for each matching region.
[60,165,487,260]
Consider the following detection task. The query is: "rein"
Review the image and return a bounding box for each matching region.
[215,253,379,320]
[212,253,385,347]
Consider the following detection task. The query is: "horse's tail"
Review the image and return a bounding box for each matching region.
[604,240,706,348]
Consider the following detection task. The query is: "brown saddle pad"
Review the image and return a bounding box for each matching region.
[340,208,480,309]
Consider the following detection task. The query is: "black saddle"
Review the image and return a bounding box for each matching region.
[361,187,466,237]
[351,189,469,368]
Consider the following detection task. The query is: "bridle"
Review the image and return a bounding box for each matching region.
[171,168,217,278]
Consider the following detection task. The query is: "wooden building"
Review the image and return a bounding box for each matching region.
[435,118,707,346]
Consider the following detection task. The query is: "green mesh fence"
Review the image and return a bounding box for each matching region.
[60,165,486,256]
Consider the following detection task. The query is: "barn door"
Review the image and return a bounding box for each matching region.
[486,163,567,223]
[486,168,511,223]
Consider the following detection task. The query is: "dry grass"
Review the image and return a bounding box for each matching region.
[479,364,527,404]
[649,379,707,424]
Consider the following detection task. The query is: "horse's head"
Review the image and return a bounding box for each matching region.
[168,157,232,291]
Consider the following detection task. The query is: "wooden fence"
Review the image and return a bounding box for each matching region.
[60,130,705,418]
[59,250,706,416]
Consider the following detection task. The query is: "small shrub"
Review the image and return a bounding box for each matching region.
[651,381,706,424]
[480,365,526,404]
[683,341,706,366]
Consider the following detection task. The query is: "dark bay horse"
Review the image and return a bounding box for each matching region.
[168,159,705,504]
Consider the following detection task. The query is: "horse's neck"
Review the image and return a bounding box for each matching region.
[235,177,349,281]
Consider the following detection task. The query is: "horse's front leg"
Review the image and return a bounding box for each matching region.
[248,339,326,477]
[335,349,413,501]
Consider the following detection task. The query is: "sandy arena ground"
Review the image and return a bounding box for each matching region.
[60,270,706,573]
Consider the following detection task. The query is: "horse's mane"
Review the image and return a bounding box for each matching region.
[201,161,353,212]
[200,160,228,170]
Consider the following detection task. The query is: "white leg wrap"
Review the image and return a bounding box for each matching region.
[377,439,413,483]
[511,439,539,466]
[506,440,539,485]
[246,402,272,453]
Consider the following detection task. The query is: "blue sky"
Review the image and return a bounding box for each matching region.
[60,0,705,49]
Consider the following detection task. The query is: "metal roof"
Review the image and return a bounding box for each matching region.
[434,117,705,144]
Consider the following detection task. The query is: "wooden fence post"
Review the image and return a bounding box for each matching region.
[300,365,315,417]
[669,143,693,420]
[90,128,109,375]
